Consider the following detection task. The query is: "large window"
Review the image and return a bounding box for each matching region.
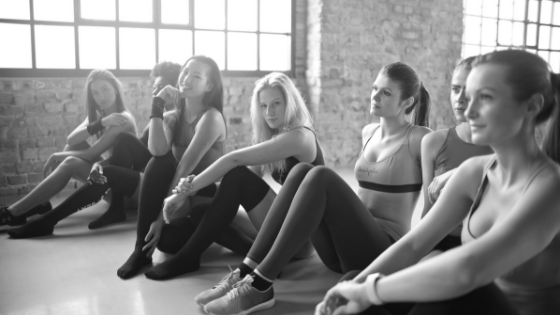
[0,0,294,77]
[463,0,560,72]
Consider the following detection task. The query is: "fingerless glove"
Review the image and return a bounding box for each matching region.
[150,96,166,120]
[86,116,104,135]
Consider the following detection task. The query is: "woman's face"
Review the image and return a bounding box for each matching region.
[178,60,212,98]
[90,79,117,111]
[370,73,407,117]
[465,64,526,146]
[450,67,470,123]
[259,86,287,130]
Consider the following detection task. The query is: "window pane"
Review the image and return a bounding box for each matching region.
[159,29,192,65]
[0,0,30,20]
[462,44,481,58]
[81,0,115,21]
[538,50,549,63]
[260,0,291,33]
[480,46,496,54]
[512,22,524,46]
[539,26,551,49]
[260,34,290,71]
[35,25,75,68]
[526,23,537,46]
[481,18,497,46]
[119,0,152,22]
[33,0,74,22]
[482,0,498,18]
[195,0,225,30]
[499,0,513,20]
[540,0,552,25]
[498,21,512,46]
[79,26,116,69]
[227,32,257,70]
[228,0,257,31]
[0,23,32,68]
[550,52,560,72]
[464,0,482,16]
[513,0,526,21]
[119,28,155,69]
[161,0,189,25]
[554,2,560,25]
[552,27,560,49]
[528,0,539,22]
[464,16,481,45]
[194,31,225,69]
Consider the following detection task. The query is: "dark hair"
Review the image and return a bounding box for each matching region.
[173,55,225,145]
[381,62,431,127]
[454,56,477,74]
[84,69,127,137]
[150,61,181,86]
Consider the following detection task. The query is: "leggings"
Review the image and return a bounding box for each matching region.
[35,133,152,225]
[248,163,394,280]
[156,166,270,260]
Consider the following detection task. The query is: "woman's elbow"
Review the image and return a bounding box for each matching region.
[453,255,490,293]
[149,146,169,156]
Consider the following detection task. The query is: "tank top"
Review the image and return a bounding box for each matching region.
[271,127,325,185]
[434,127,493,177]
[354,125,422,193]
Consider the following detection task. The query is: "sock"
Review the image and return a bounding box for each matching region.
[26,201,53,217]
[8,215,55,239]
[117,249,153,280]
[88,193,126,229]
[144,255,200,281]
[252,269,273,291]
[238,262,255,278]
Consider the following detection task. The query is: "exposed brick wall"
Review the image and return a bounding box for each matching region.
[308,0,463,166]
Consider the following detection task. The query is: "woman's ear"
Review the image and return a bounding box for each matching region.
[401,96,414,111]
[527,94,544,119]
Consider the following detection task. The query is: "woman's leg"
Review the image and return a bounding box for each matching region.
[117,154,177,279]
[89,133,152,229]
[144,166,271,280]
[8,165,141,239]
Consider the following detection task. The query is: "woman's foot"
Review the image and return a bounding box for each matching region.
[7,215,55,239]
[117,250,152,279]
[195,268,242,306]
[0,205,26,227]
[144,256,200,280]
[203,275,275,315]
[88,207,126,230]
[26,202,53,217]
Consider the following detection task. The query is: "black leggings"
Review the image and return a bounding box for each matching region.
[249,163,394,280]
[32,133,152,225]
[156,166,270,261]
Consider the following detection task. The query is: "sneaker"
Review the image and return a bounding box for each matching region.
[0,205,26,227]
[203,274,275,315]
[195,267,242,306]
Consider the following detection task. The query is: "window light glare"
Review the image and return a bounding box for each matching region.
[0,23,32,68]
[81,0,116,21]
[0,0,30,20]
[161,0,189,25]
[33,0,74,22]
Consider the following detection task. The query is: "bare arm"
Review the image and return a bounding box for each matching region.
[148,111,174,155]
[66,117,90,146]
[420,130,445,217]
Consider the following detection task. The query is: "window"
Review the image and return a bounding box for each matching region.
[463,0,560,72]
[0,0,294,77]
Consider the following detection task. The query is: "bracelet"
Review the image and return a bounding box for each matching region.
[86,116,104,135]
[365,273,384,305]
[150,96,166,120]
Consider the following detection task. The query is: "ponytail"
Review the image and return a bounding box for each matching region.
[410,83,431,127]
[542,73,560,163]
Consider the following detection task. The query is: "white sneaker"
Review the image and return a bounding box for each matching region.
[195,267,242,306]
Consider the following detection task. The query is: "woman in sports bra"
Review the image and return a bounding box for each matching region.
[138,72,325,281]
[420,57,493,253]
[316,50,560,315]
[116,55,228,279]
[186,62,431,315]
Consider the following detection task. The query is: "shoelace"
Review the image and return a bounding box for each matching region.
[0,207,12,225]
[227,275,254,300]
[214,266,237,290]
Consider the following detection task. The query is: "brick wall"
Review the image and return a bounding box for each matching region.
[308,0,463,166]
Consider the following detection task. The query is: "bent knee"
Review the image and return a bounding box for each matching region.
[114,132,137,146]
[60,156,89,169]
[306,165,337,182]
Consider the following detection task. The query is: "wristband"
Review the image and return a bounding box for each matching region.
[86,116,104,135]
[365,273,384,305]
[150,96,166,120]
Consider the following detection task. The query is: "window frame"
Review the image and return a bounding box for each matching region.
[462,0,560,72]
[0,0,296,77]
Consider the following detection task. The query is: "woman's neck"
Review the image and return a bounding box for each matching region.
[185,96,206,122]
[455,122,473,143]
[379,115,410,137]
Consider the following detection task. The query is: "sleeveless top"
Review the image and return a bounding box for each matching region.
[354,125,422,193]
[434,127,493,177]
[271,127,325,185]
[169,107,225,175]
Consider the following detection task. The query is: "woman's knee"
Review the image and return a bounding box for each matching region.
[59,156,89,171]
[305,166,338,186]
[113,132,137,147]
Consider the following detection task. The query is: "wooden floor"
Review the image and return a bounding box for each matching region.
[0,168,423,315]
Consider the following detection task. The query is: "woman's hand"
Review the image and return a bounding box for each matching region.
[142,220,164,257]
[162,193,190,223]
[316,281,371,315]
[156,85,180,105]
[173,175,196,194]
[43,152,64,176]
[101,113,128,128]
[88,162,106,184]
[428,170,454,204]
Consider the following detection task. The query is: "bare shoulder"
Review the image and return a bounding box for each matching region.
[279,126,314,143]
[362,123,379,140]
[531,159,560,194]
[409,125,432,143]
[457,154,493,179]
[200,107,224,122]
[422,128,448,151]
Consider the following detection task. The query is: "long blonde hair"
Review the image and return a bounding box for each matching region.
[250,72,314,174]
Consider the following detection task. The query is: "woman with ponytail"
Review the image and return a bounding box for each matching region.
[316,50,560,315]
[186,62,431,315]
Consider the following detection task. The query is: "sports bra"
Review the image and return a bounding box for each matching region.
[271,127,325,185]
[463,157,550,242]
[434,127,493,177]
[354,124,422,193]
